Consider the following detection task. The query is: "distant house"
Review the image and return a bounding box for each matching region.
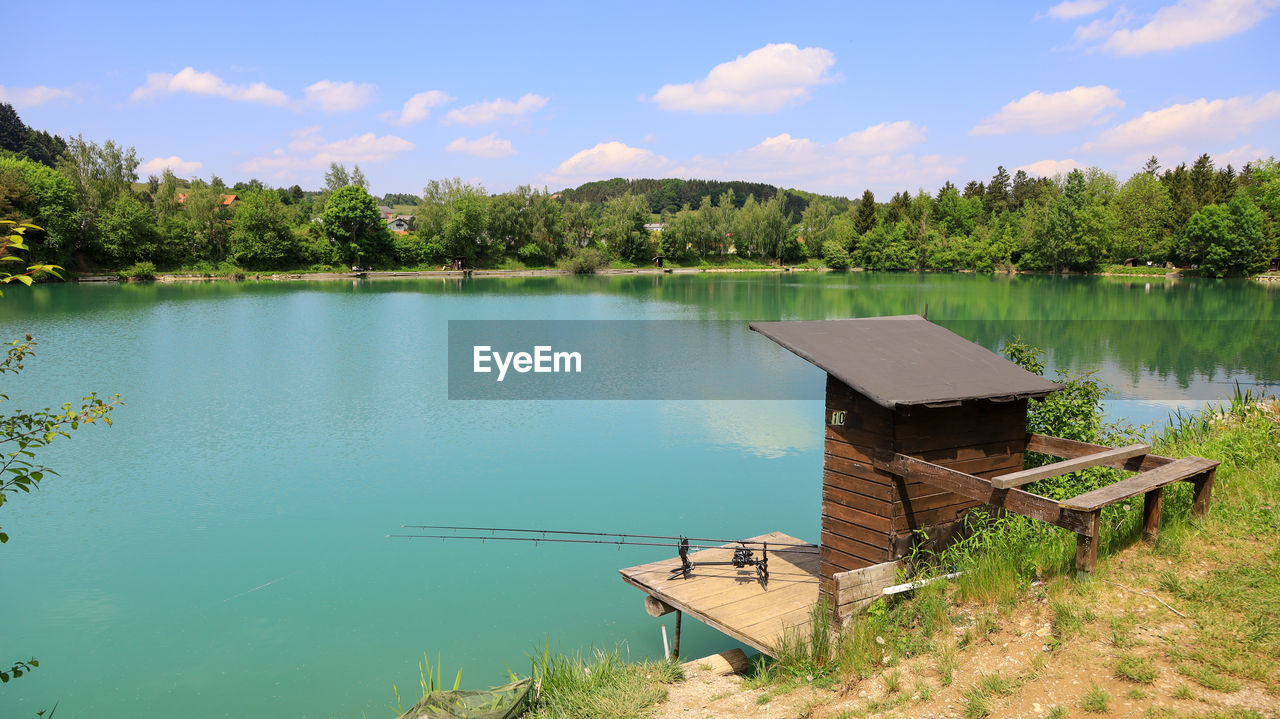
[377,205,395,220]
[643,223,667,233]
[387,215,415,234]
[175,193,238,208]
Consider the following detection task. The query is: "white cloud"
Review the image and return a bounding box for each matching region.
[1015,158,1086,177]
[1213,144,1271,167]
[971,86,1124,135]
[835,121,928,154]
[1084,91,1280,151]
[443,94,548,125]
[312,133,413,165]
[0,85,74,108]
[240,128,414,174]
[1085,0,1278,54]
[1040,0,1108,19]
[542,121,952,196]
[1072,7,1135,43]
[380,90,454,126]
[287,126,324,153]
[137,155,203,175]
[303,80,377,111]
[131,67,289,106]
[445,134,515,158]
[543,141,670,185]
[648,43,837,114]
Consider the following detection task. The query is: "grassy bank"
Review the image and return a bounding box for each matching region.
[740,395,1279,718]
[385,394,1278,718]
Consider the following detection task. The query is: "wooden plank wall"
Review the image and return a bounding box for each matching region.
[820,376,1028,600]
[821,377,896,596]
[889,397,1028,548]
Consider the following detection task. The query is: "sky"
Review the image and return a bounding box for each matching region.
[4,0,1279,198]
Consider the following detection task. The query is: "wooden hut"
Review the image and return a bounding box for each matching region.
[621,315,1220,651]
[750,315,1218,620]
[750,316,1061,597]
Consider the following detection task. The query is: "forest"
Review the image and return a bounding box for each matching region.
[1,102,1277,278]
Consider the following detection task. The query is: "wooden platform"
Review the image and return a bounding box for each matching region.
[618,531,820,656]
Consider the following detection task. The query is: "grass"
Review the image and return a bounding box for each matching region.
[1115,653,1158,684]
[527,646,680,719]
[960,686,991,719]
[499,395,1279,718]
[1081,682,1111,713]
[1100,263,1178,275]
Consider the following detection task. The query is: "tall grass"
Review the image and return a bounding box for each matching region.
[527,644,680,719]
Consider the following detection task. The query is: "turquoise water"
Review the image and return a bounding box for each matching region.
[0,272,1276,718]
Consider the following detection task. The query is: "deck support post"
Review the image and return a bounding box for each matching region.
[1142,488,1163,542]
[1191,468,1216,518]
[1074,510,1101,577]
[673,610,682,660]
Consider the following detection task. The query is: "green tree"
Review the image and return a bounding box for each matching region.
[57,136,140,262]
[595,193,650,263]
[443,191,490,265]
[858,221,917,270]
[0,155,78,264]
[1115,172,1173,261]
[821,240,852,269]
[853,189,878,235]
[935,185,978,237]
[182,183,230,261]
[1185,195,1268,277]
[229,190,300,269]
[97,193,159,265]
[800,198,837,249]
[322,185,391,267]
[984,165,1011,217]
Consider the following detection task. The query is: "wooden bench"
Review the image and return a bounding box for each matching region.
[874,434,1219,576]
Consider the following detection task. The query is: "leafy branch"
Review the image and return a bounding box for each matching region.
[0,221,62,294]
[0,336,121,544]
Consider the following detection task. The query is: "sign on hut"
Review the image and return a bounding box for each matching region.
[620,315,1218,653]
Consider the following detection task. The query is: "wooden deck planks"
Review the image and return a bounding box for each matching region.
[619,532,821,656]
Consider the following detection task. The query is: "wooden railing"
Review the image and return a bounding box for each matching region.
[872,434,1218,575]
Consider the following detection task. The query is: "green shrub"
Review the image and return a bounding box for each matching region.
[559,248,607,274]
[822,241,852,270]
[122,261,157,281]
[517,243,547,266]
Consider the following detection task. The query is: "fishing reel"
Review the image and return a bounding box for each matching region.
[670,537,769,588]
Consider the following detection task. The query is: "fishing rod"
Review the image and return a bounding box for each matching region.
[391,527,819,588]
[399,523,819,550]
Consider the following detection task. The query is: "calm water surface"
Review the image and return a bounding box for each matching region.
[0,272,1275,718]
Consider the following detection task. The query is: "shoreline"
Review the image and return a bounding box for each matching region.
[69,265,1212,285]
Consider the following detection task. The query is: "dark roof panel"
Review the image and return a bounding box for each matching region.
[749,315,1063,409]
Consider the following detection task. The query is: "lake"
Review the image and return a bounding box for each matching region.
[0,271,1276,718]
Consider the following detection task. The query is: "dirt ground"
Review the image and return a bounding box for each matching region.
[655,567,1277,719]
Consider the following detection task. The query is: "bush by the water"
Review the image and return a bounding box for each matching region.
[559,248,607,274]
[121,261,156,280]
[822,240,852,270]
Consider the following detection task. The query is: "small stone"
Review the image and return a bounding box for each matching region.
[1033,703,1042,713]
[875,636,885,645]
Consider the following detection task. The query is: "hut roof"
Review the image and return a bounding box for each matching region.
[749,315,1063,409]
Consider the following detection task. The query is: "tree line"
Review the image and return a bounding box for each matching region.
[1,102,1277,276]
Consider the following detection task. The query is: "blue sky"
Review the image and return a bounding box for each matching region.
[5,0,1278,198]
